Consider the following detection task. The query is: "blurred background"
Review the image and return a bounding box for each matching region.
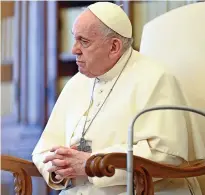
[1,1,201,195]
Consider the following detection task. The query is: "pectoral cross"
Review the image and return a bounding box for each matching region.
[77,137,92,152]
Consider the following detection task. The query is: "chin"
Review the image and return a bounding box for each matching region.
[79,68,95,78]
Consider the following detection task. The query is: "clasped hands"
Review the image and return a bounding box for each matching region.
[43,146,91,181]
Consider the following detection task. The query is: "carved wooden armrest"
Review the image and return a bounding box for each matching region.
[1,155,42,195]
[85,153,205,195]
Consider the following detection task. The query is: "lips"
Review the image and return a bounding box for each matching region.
[76,61,85,67]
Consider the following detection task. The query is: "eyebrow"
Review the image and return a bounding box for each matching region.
[71,30,91,41]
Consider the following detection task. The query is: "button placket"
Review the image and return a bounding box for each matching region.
[96,102,101,107]
[99,89,103,94]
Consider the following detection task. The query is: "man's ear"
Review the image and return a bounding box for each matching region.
[109,38,123,57]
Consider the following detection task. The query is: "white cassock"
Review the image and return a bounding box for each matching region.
[32,47,203,195]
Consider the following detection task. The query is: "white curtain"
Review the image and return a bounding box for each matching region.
[27,1,47,126]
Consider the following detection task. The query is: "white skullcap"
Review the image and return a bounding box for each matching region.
[88,2,132,38]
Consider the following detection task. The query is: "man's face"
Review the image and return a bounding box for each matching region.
[71,10,112,78]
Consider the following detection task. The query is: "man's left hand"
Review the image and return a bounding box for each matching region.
[43,146,91,180]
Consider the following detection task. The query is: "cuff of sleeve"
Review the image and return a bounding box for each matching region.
[32,152,71,190]
[48,172,71,190]
[49,172,64,184]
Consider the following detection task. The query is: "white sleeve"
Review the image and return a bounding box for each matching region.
[32,151,70,190]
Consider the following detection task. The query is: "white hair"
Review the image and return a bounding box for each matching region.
[98,21,133,53]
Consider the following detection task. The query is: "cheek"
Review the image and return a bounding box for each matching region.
[83,50,97,66]
[83,46,109,70]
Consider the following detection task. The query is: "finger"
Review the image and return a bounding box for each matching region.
[55,167,74,177]
[55,148,73,156]
[52,159,69,167]
[55,174,63,180]
[47,165,67,173]
[43,154,64,163]
[50,146,65,152]
[55,174,76,180]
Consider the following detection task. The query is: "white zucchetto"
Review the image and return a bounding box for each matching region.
[88,2,132,38]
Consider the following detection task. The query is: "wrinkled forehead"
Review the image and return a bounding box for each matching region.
[72,10,102,39]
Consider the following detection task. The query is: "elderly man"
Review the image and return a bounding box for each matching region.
[32,2,202,195]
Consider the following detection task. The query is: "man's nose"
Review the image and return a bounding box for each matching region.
[72,41,82,55]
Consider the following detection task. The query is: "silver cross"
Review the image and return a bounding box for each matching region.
[77,137,92,152]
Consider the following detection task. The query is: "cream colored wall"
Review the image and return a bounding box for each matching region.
[1,82,14,116]
[132,2,148,50]
[132,1,194,50]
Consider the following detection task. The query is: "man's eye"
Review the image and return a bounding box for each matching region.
[80,40,89,48]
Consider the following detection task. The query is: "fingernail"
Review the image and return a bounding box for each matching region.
[55,175,61,180]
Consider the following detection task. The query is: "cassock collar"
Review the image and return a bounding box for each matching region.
[96,47,132,82]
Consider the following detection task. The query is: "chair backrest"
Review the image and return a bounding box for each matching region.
[139,2,205,193]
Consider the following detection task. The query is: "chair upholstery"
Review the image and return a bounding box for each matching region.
[140,2,205,193]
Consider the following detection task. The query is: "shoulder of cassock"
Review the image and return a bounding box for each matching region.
[125,49,179,91]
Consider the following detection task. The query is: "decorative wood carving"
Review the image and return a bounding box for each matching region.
[13,172,23,195]
[85,153,205,195]
[1,155,41,195]
[1,153,205,195]
[134,166,154,195]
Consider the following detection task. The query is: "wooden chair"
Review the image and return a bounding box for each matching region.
[1,153,205,195]
[1,155,41,195]
[1,2,205,195]
[2,154,205,195]
[85,153,205,195]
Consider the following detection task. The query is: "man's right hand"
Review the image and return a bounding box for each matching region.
[43,145,90,181]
